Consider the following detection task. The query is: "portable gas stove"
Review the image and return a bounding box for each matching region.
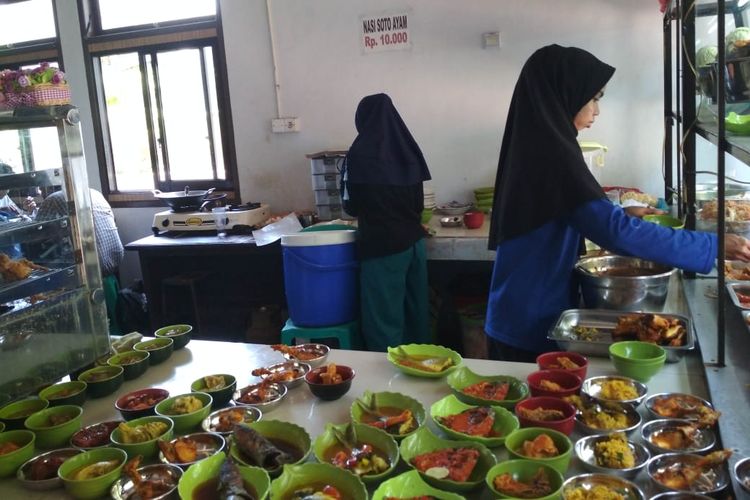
[152,202,271,235]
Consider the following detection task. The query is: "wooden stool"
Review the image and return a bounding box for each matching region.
[161,271,209,334]
[281,318,361,350]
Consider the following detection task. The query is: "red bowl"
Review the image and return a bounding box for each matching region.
[115,388,170,420]
[536,351,588,381]
[526,369,582,398]
[463,211,485,229]
[514,396,576,435]
[304,364,355,401]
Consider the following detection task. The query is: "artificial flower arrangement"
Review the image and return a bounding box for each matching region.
[0,62,70,109]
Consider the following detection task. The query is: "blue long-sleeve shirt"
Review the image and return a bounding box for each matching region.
[485,198,717,353]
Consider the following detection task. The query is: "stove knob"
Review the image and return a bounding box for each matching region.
[161,219,170,227]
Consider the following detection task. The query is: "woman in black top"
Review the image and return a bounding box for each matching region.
[342,93,432,351]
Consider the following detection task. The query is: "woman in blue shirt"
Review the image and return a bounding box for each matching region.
[485,45,750,362]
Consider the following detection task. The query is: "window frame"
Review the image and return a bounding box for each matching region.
[78,0,239,208]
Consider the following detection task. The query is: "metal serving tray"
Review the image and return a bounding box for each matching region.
[726,282,750,310]
[547,309,694,363]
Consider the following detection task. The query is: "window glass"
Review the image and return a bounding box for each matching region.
[157,48,213,181]
[97,0,215,31]
[204,47,225,180]
[0,0,56,46]
[100,52,154,191]
[29,127,61,170]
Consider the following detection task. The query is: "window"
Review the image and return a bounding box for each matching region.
[84,0,236,203]
[0,0,56,48]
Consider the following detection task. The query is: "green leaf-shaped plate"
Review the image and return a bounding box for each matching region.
[726,112,750,135]
[386,344,462,378]
[349,390,426,441]
[312,421,399,484]
[430,394,519,448]
[399,426,497,492]
[270,462,367,500]
[372,470,466,500]
[446,366,529,409]
[228,420,311,477]
[177,451,271,500]
[485,459,564,499]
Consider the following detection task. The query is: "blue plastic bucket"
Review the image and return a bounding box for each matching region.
[281,230,358,327]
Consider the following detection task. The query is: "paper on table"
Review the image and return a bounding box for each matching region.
[252,212,303,246]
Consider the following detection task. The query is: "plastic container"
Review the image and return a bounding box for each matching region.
[281,230,358,327]
[579,141,607,184]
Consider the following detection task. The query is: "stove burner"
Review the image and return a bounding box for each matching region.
[227,202,261,212]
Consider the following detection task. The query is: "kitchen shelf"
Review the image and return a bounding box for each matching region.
[695,122,750,164]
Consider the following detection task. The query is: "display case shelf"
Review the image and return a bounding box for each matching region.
[696,122,750,164]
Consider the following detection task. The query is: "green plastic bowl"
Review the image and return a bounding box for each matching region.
[350,390,426,441]
[229,420,311,477]
[399,426,496,492]
[609,341,667,383]
[178,451,270,500]
[154,392,213,434]
[110,415,174,459]
[0,430,35,478]
[191,374,237,407]
[312,422,399,484]
[474,186,495,195]
[271,462,367,500]
[134,337,174,365]
[504,427,573,475]
[421,208,433,224]
[0,398,49,430]
[23,405,83,449]
[154,324,192,350]
[0,421,4,433]
[447,366,529,410]
[486,459,564,499]
[643,214,685,229]
[58,447,127,499]
[430,394,519,448]
[106,351,150,380]
[372,469,465,500]
[386,344,462,378]
[38,381,87,407]
[726,111,750,135]
[77,365,124,399]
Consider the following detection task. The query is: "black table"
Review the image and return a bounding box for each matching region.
[125,233,284,341]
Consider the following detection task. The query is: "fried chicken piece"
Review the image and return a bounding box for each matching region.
[0,253,48,281]
[519,434,559,458]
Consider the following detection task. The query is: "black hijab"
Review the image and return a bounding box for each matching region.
[488,45,615,248]
[345,93,431,185]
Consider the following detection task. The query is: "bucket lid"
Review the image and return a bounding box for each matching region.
[281,230,356,247]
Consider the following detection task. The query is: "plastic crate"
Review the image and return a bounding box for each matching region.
[312,173,340,190]
[314,188,342,205]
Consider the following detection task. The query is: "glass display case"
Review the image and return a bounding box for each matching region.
[0,105,109,405]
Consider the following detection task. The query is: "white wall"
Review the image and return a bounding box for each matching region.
[53,0,666,282]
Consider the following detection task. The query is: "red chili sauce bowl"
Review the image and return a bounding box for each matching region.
[115,388,170,421]
[536,351,588,381]
[526,369,582,398]
[514,396,576,436]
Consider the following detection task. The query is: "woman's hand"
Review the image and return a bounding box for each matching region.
[624,206,668,218]
[725,234,750,261]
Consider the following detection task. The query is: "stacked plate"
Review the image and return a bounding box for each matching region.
[423,188,436,211]
[474,186,494,213]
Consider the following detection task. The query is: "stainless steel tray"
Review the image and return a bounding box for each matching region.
[547,309,694,363]
[726,282,750,310]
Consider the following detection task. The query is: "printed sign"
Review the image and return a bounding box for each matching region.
[361,11,411,53]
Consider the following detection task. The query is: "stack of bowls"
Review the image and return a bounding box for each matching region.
[474,186,494,213]
[609,341,666,383]
[422,187,436,224]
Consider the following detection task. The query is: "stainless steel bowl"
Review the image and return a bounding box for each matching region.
[650,492,713,500]
[734,456,750,494]
[157,432,225,469]
[233,382,287,412]
[16,448,82,490]
[644,393,715,423]
[647,452,729,495]
[575,434,650,479]
[575,401,642,436]
[640,419,716,455]
[279,343,330,368]
[581,375,648,407]
[561,473,645,500]
[439,216,463,227]
[575,255,675,311]
[201,406,262,435]
[110,463,182,500]
[256,361,311,389]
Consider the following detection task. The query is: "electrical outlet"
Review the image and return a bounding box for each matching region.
[272,117,301,133]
